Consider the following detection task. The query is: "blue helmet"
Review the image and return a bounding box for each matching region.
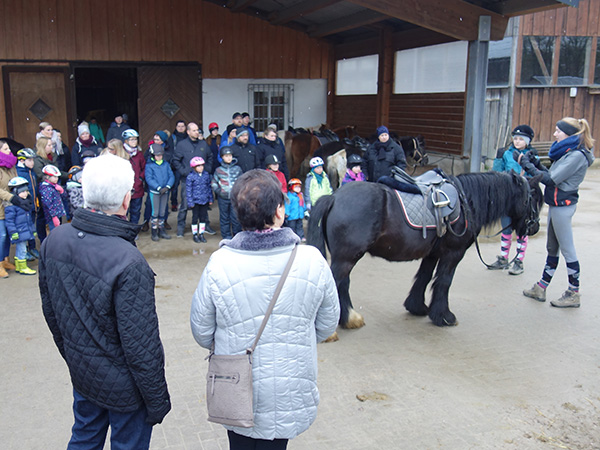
[122,129,139,140]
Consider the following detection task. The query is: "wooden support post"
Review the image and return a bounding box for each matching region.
[376,26,393,127]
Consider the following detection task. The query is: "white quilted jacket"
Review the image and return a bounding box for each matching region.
[190,228,340,440]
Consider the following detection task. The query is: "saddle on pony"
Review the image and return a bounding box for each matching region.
[378,167,461,238]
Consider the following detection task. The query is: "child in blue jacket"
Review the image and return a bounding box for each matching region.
[285,178,306,241]
[15,148,39,259]
[4,177,36,275]
[186,156,213,243]
[145,144,175,241]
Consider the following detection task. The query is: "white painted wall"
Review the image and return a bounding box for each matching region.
[202,78,327,134]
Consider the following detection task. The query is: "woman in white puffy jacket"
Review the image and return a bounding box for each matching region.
[191,169,340,449]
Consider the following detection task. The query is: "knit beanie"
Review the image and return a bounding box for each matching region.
[78,123,90,136]
[155,130,168,143]
[377,126,389,137]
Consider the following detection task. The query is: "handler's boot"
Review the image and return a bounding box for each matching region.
[0,263,8,278]
[488,256,508,270]
[523,283,546,302]
[2,257,16,271]
[550,290,580,308]
[158,220,171,240]
[15,258,36,275]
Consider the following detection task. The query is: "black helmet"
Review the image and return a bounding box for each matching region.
[511,125,534,140]
[347,154,363,167]
[220,146,233,157]
[265,154,279,166]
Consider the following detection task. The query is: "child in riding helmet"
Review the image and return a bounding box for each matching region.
[187,156,213,243]
[285,178,306,241]
[342,154,365,185]
[305,157,332,213]
[16,148,40,260]
[146,144,175,241]
[39,164,66,231]
[265,154,286,193]
[66,166,84,214]
[4,177,37,275]
[211,146,242,239]
[489,124,538,275]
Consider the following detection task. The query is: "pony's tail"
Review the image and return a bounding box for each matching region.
[306,194,335,257]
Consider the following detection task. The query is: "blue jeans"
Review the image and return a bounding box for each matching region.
[68,389,153,450]
[217,197,241,239]
[36,208,47,244]
[0,219,9,260]
[15,241,27,260]
[170,170,181,206]
[129,197,143,225]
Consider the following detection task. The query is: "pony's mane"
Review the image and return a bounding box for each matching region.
[453,171,527,232]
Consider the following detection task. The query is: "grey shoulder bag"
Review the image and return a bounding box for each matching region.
[206,244,298,427]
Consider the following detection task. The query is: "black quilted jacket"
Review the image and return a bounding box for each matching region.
[39,208,171,424]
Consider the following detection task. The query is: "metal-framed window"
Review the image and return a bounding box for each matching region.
[248,84,293,132]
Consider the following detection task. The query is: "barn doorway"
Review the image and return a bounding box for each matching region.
[73,66,139,143]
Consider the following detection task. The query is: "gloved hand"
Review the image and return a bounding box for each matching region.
[10,233,19,241]
[304,210,310,220]
[159,187,169,195]
[52,216,60,228]
[33,232,38,238]
[512,150,522,163]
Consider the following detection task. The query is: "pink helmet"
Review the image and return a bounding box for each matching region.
[190,156,205,168]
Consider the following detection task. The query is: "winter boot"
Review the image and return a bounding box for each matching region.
[151,219,159,241]
[191,224,200,243]
[158,220,171,240]
[488,256,509,270]
[198,223,207,242]
[0,263,8,278]
[164,221,172,231]
[199,233,207,243]
[523,283,546,302]
[2,257,16,271]
[141,221,150,232]
[550,290,580,308]
[15,258,36,275]
[508,260,524,275]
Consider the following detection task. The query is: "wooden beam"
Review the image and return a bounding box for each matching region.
[308,10,386,38]
[270,0,342,25]
[376,26,393,127]
[228,0,259,13]
[497,0,572,16]
[344,0,508,41]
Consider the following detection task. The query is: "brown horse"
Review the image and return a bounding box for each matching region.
[285,131,321,178]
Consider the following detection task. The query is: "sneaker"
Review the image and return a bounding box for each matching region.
[205,225,217,235]
[523,283,546,302]
[550,290,580,308]
[508,260,524,275]
[177,234,184,238]
[488,256,509,270]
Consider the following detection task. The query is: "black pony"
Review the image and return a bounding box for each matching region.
[307,172,543,329]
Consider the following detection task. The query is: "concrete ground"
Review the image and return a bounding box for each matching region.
[2,168,600,450]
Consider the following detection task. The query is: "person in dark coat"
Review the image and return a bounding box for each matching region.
[71,123,102,167]
[168,120,188,210]
[105,114,132,143]
[172,122,215,237]
[39,154,171,449]
[365,125,407,182]
[257,127,289,180]
[230,128,260,173]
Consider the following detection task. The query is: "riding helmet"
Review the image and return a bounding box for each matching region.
[309,156,324,168]
[68,166,83,183]
[190,156,205,168]
[288,178,302,188]
[42,164,61,177]
[8,176,30,195]
[122,129,139,140]
[511,125,534,140]
[209,122,219,132]
[347,154,363,167]
[220,146,233,157]
[17,148,36,160]
[265,154,279,166]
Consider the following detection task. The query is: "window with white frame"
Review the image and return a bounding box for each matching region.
[336,54,379,95]
[394,41,468,94]
[248,84,294,132]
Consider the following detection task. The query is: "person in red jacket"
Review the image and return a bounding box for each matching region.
[123,129,145,225]
[265,154,286,193]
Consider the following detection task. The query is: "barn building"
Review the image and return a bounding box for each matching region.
[0,0,581,172]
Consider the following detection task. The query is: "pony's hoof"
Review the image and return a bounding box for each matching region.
[343,309,365,329]
[430,311,458,327]
[404,298,429,316]
[323,331,339,343]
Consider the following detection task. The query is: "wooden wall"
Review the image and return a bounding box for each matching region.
[521,0,600,36]
[0,1,331,79]
[332,95,377,138]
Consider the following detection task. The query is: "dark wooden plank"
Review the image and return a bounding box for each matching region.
[23,0,42,60]
[40,0,59,60]
[73,0,93,59]
[554,7,566,36]
[91,0,110,61]
[56,0,75,59]
[565,4,578,36]
[140,0,158,61]
[107,0,125,61]
[521,10,534,35]
[122,0,142,61]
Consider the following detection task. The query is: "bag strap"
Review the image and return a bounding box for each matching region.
[248,244,298,354]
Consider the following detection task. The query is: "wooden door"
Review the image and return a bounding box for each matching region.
[137,65,201,145]
[3,67,73,148]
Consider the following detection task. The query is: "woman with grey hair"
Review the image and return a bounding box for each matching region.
[191,169,339,450]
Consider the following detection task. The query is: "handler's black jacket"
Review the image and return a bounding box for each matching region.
[39,208,171,425]
[366,139,407,182]
[172,137,213,177]
[230,141,260,173]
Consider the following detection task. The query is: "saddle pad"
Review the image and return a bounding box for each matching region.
[395,190,460,229]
